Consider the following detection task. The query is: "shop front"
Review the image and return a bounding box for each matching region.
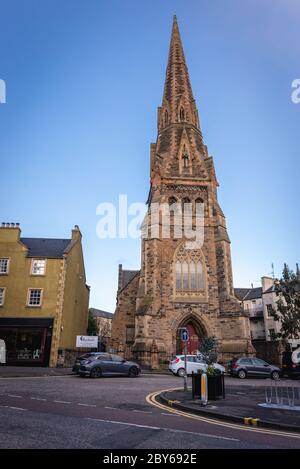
[0,318,53,366]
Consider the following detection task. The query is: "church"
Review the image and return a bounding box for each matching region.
[110,16,253,368]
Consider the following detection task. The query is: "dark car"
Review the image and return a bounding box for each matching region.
[72,352,104,374]
[228,357,280,380]
[78,353,141,378]
[281,349,300,379]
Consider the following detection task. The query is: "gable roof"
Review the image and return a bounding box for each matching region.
[89,308,113,319]
[21,238,71,258]
[234,287,262,301]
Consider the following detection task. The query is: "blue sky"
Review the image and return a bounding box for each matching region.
[0,0,299,312]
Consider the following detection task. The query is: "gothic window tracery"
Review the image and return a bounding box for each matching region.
[175,247,205,292]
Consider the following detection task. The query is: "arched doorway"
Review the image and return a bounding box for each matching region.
[176,317,206,355]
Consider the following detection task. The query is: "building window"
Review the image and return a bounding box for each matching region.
[0,287,5,306]
[31,259,46,276]
[266,304,273,317]
[269,329,276,341]
[126,326,135,344]
[0,258,9,274]
[175,247,205,293]
[179,107,185,121]
[27,289,43,307]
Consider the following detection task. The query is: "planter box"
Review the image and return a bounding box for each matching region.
[192,371,225,401]
[207,374,224,400]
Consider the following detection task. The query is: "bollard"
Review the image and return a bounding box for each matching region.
[200,371,208,406]
[244,417,252,425]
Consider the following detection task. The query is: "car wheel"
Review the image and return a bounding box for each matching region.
[271,371,280,381]
[177,368,185,377]
[237,369,247,379]
[128,366,139,377]
[90,367,102,378]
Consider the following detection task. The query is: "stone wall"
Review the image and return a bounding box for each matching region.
[253,340,285,366]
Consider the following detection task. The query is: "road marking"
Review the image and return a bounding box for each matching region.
[104,406,119,410]
[146,388,300,440]
[53,400,72,404]
[161,412,181,417]
[86,417,239,441]
[132,410,152,414]
[77,403,96,407]
[0,405,27,411]
[30,397,47,401]
[7,394,23,398]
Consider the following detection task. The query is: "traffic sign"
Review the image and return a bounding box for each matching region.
[181,329,189,342]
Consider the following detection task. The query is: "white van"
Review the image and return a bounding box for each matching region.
[0,339,6,364]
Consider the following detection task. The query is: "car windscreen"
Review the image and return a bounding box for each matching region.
[79,354,94,360]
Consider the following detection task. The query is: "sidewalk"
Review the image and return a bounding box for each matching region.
[158,384,300,432]
[0,366,73,378]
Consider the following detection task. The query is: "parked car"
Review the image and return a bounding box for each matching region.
[169,354,225,377]
[72,352,104,374]
[281,348,300,380]
[78,353,141,378]
[228,357,280,380]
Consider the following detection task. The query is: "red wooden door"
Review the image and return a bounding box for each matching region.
[186,323,199,354]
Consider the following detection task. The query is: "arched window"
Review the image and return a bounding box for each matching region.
[182,197,192,214]
[179,107,185,121]
[168,196,177,206]
[195,197,204,218]
[175,246,205,293]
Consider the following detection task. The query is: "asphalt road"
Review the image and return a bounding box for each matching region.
[0,374,299,449]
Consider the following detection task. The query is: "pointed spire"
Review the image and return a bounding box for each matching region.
[159,16,199,129]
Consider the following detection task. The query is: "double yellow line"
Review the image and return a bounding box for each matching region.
[146,387,300,440]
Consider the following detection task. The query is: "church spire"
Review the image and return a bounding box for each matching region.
[159,16,200,130]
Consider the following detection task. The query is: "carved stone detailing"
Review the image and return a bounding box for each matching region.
[160,184,208,195]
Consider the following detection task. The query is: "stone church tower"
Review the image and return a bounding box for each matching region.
[111,16,252,367]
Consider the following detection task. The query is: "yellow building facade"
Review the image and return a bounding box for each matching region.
[0,223,89,367]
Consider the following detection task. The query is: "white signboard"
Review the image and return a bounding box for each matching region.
[76,335,98,348]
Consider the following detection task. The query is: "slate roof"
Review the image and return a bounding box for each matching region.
[234,287,262,301]
[21,238,71,258]
[118,268,139,291]
[89,308,113,319]
[263,285,276,294]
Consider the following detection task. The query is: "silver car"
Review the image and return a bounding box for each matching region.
[78,353,141,378]
[169,354,225,377]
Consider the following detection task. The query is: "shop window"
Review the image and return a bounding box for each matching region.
[0,258,9,274]
[31,259,46,276]
[28,289,43,307]
[0,287,5,306]
[0,327,48,363]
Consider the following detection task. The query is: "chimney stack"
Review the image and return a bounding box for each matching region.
[0,222,21,242]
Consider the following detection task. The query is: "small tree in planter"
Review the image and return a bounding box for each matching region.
[198,336,224,400]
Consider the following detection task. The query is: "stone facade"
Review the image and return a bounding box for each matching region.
[110,16,253,368]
